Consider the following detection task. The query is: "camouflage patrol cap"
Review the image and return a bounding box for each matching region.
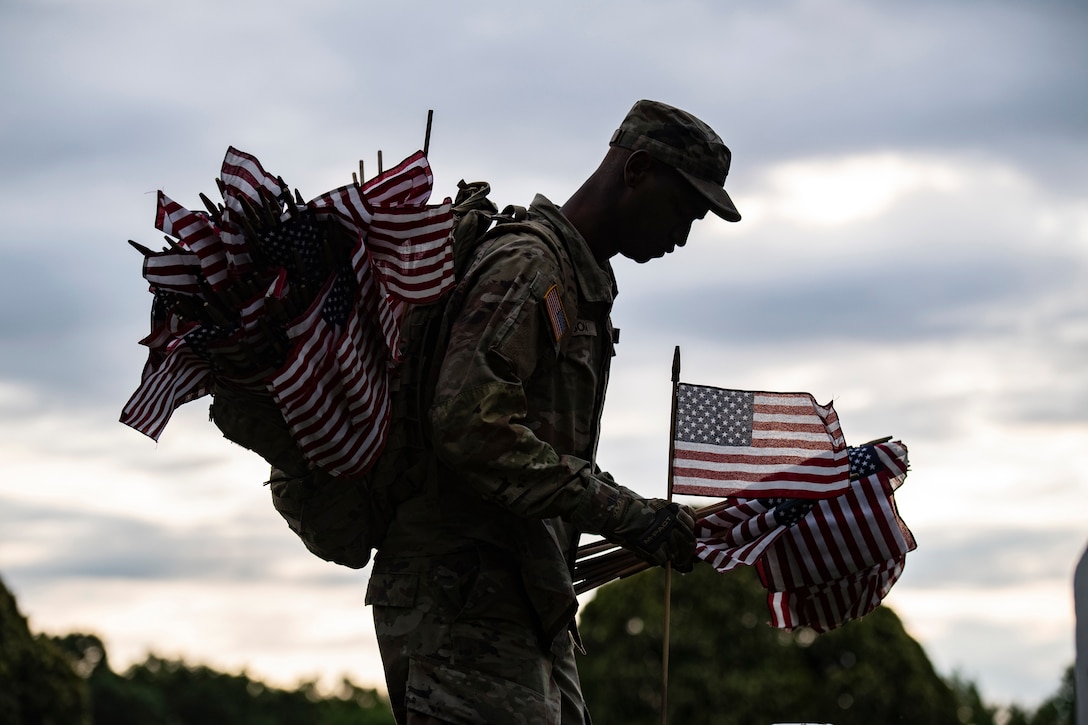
[610,99,741,222]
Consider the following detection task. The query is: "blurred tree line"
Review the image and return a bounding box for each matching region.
[1,570,1075,724]
[576,564,1075,725]
[1,575,393,724]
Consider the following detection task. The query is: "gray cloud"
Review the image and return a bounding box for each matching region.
[0,250,93,341]
[0,496,358,586]
[713,2,1088,168]
[921,616,1071,707]
[2,0,1084,189]
[902,526,1085,590]
[624,248,1081,345]
[997,384,1088,425]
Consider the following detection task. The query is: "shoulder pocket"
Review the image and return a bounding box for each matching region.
[365,570,419,607]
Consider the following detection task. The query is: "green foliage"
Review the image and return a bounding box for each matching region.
[49,629,395,724]
[52,633,170,724]
[943,665,1076,725]
[73,651,395,725]
[578,563,963,725]
[945,674,1001,725]
[103,655,391,725]
[0,577,89,724]
[1022,666,1075,725]
[2,572,392,725]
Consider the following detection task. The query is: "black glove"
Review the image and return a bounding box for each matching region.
[608,498,696,572]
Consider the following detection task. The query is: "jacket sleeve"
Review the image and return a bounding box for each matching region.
[428,232,633,534]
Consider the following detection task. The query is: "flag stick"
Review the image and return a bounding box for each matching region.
[661,345,681,725]
[423,109,434,157]
[574,499,728,595]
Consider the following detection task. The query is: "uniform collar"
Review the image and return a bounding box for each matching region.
[528,194,617,304]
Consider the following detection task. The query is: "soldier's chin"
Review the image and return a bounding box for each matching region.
[622,249,666,264]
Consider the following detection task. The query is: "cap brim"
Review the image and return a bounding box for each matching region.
[677,169,741,223]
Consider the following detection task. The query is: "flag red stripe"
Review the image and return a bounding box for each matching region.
[674,446,849,463]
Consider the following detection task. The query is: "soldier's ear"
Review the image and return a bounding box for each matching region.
[622,150,654,189]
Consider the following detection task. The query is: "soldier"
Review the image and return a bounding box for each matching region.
[366,100,742,725]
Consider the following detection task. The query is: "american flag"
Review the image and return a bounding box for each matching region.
[672,384,850,499]
[305,152,453,364]
[695,440,914,632]
[155,191,230,290]
[141,249,202,294]
[367,204,456,304]
[119,319,212,440]
[218,145,284,270]
[308,151,435,233]
[267,251,391,477]
[121,147,455,479]
[692,497,816,572]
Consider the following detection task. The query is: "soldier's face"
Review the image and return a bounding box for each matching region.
[618,167,709,263]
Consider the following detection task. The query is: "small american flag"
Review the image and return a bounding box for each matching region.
[141,249,202,294]
[757,440,915,632]
[268,269,390,477]
[155,192,230,290]
[694,440,914,632]
[218,145,284,270]
[672,384,849,499]
[120,322,212,440]
[693,497,816,572]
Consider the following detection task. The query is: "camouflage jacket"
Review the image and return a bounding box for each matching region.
[369,194,627,648]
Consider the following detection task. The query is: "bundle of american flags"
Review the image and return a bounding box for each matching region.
[120,146,455,477]
[574,383,915,634]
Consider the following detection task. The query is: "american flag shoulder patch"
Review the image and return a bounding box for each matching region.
[544,285,568,342]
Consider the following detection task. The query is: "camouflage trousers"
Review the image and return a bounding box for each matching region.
[367,548,591,725]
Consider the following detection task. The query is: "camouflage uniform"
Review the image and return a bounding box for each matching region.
[366,99,741,725]
[367,194,626,725]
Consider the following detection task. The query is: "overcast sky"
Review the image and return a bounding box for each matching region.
[2,0,1086,711]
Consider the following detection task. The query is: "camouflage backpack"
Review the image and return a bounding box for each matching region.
[209,181,537,568]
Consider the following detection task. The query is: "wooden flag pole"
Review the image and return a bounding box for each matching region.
[661,345,681,725]
[423,109,434,157]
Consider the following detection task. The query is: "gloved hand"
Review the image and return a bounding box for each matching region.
[606,497,697,572]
